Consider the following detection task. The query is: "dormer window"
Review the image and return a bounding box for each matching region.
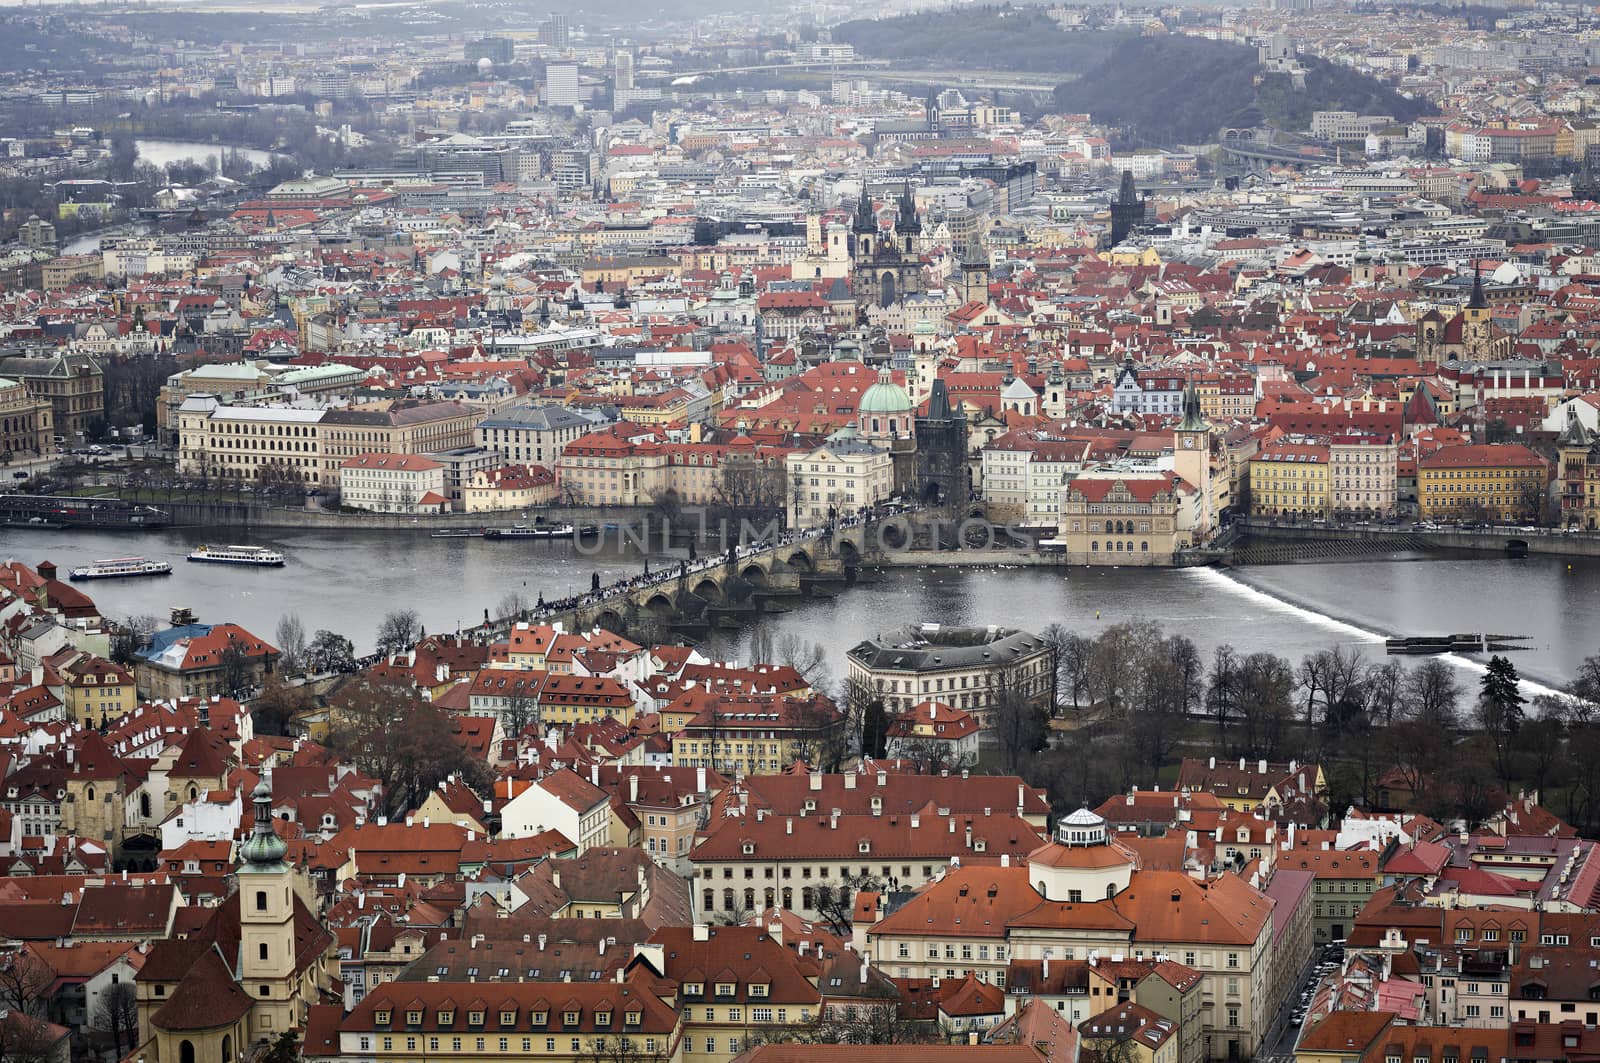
[624,1011,642,1026]
[715,982,736,998]
[531,1011,548,1026]
[562,1011,581,1027]
[375,1011,392,1026]
[595,1011,611,1027]
[406,1010,423,1026]
[682,983,704,997]
[468,1011,485,1026]
[858,841,870,854]
[749,984,769,998]
[499,1011,515,1026]
[742,842,755,855]
[437,1011,454,1026]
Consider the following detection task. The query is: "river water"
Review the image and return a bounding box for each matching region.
[1,525,1590,693]
[134,139,273,171]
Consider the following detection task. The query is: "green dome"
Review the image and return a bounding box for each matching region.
[239,778,289,871]
[858,368,912,416]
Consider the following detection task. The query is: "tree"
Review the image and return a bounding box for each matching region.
[1405,659,1462,730]
[0,1010,61,1063]
[305,629,357,675]
[1057,631,1094,711]
[262,1031,301,1063]
[375,609,421,655]
[252,675,313,737]
[0,949,53,1018]
[1235,651,1296,758]
[496,592,531,622]
[274,613,307,673]
[1206,644,1240,743]
[813,871,882,936]
[1365,661,1404,728]
[1478,655,1526,790]
[992,662,1049,774]
[218,644,255,698]
[773,632,831,692]
[109,614,160,667]
[861,700,889,760]
[329,677,486,817]
[92,981,140,1058]
[501,690,539,742]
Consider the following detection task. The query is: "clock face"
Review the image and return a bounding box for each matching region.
[1183,437,1195,448]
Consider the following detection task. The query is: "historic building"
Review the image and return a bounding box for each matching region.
[850,184,925,315]
[1556,405,1600,529]
[845,623,1054,726]
[135,780,337,1063]
[0,373,53,458]
[1415,267,1515,366]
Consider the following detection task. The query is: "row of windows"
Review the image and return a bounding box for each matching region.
[360,1035,662,1054]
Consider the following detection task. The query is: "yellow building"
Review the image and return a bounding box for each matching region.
[59,656,136,729]
[1418,443,1547,522]
[136,781,337,1063]
[579,255,683,288]
[0,375,54,458]
[1055,469,1196,565]
[1249,440,1331,518]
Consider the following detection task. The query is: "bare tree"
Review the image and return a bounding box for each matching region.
[1206,643,1240,743]
[92,981,139,1058]
[813,871,882,937]
[496,592,531,622]
[329,678,487,817]
[774,632,831,691]
[501,690,539,742]
[992,663,1048,774]
[275,613,307,673]
[375,609,422,656]
[109,614,160,667]
[218,644,256,698]
[0,949,53,1018]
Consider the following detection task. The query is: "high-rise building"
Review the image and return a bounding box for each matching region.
[465,36,513,65]
[545,61,579,107]
[539,13,570,49]
[614,50,634,91]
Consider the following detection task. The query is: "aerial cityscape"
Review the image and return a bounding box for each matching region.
[2,0,1600,1062]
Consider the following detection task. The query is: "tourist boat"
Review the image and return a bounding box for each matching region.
[69,556,173,581]
[483,523,575,540]
[186,544,285,567]
[429,528,486,539]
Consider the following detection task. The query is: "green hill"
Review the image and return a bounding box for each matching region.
[1053,35,1436,145]
[834,7,1436,147]
[834,7,1135,74]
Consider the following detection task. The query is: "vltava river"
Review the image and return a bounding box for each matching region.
[3,526,1590,692]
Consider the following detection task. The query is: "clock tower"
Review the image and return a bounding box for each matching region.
[1173,383,1214,538]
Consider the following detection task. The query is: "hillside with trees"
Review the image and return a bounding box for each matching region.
[834,7,1135,73]
[1053,35,1436,145]
[835,7,1434,146]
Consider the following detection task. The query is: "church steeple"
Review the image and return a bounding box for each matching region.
[897,182,921,235]
[239,778,288,873]
[853,183,877,234]
[1177,382,1209,434]
[1467,260,1488,311]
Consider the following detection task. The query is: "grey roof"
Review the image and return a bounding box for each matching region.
[477,404,613,432]
[321,401,477,427]
[847,624,1048,672]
